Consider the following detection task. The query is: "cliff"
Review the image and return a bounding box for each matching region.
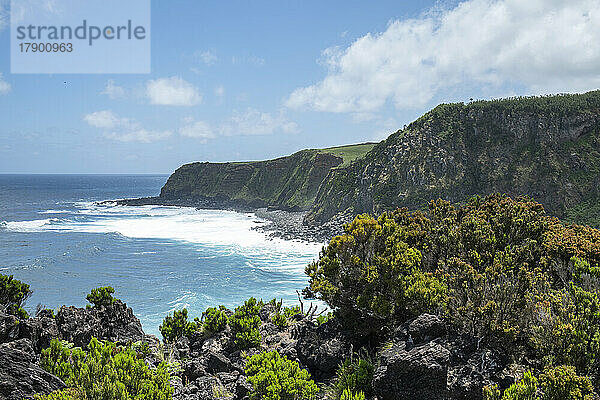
[159,144,375,211]
[306,91,600,227]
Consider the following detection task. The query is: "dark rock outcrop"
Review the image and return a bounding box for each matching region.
[55,299,148,348]
[0,339,65,400]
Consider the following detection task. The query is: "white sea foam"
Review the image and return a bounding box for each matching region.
[3,203,322,273]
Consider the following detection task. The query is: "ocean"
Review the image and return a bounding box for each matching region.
[0,174,322,336]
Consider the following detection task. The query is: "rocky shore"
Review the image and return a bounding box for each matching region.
[0,297,519,400]
[111,197,349,243]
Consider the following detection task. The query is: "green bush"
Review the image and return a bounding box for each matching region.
[0,273,31,318]
[230,297,262,349]
[159,308,200,343]
[539,365,595,400]
[316,312,333,325]
[532,281,600,378]
[202,305,229,333]
[271,312,288,329]
[41,337,172,400]
[483,367,596,400]
[305,194,600,347]
[85,286,117,308]
[330,353,374,399]
[245,350,319,400]
[283,305,301,319]
[33,388,84,400]
[339,389,365,400]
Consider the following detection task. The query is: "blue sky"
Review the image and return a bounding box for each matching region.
[0,0,599,173]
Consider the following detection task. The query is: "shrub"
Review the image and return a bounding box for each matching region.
[202,305,229,333]
[316,312,333,325]
[304,211,445,331]
[340,389,365,400]
[245,350,319,400]
[329,353,374,399]
[85,286,117,308]
[305,194,600,347]
[539,365,595,400]
[159,308,200,343]
[230,297,262,349]
[33,388,84,400]
[283,305,301,319]
[483,367,596,400]
[41,337,172,400]
[271,312,288,329]
[0,273,32,318]
[532,282,600,377]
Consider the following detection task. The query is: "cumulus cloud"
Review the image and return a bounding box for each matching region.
[286,0,600,113]
[101,80,125,99]
[179,120,215,142]
[0,73,11,94]
[84,110,172,143]
[220,109,298,136]
[180,109,298,141]
[146,76,202,106]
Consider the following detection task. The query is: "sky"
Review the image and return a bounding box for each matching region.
[0,0,599,174]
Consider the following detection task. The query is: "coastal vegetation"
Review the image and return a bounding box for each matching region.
[3,193,600,399]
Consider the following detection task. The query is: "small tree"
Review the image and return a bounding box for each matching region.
[0,274,32,319]
[86,286,116,308]
[159,308,199,343]
[245,351,319,400]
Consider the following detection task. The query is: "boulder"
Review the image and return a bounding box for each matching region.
[408,313,446,345]
[0,339,64,400]
[373,340,450,400]
[55,299,145,348]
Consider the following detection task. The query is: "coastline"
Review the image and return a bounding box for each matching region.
[110,196,347,243]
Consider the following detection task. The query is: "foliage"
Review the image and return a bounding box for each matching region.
[305,194,600,351]
[33,388,85,400]
[85,286,117,308]
[230,297,263,349]
[532,281,600,377]
[271,312,288,329]
[202,305,229,333]
[339,390,365,400]
[316,312,333,325]
[483,367,595,400]
[283,305,301,319]
[40,337,172,400]
[539,365,596,400]
[329,353,374,399]
[159,308,200,343]
[245,350,319,400]
[0,273,32,319]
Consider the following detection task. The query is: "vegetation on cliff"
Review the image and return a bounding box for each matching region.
[305,193,600,396]
[159,143,375,211]
[307,90,600,228]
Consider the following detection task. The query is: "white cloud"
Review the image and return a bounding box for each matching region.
[220,109,298,136]
[84,110,172,143]
[180,109,298,141]
[0,73,11,94]
[179,120,215,142]
[286,0,600,113]
[214,85,225,98]
[198,50,218,66]
[101,80,125,99]
[146,77,202,106]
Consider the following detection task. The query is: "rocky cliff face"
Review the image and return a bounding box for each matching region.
[307,91,600,226]
[159,150,345,211]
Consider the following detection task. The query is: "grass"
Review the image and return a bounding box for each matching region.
[318,143,377,167]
